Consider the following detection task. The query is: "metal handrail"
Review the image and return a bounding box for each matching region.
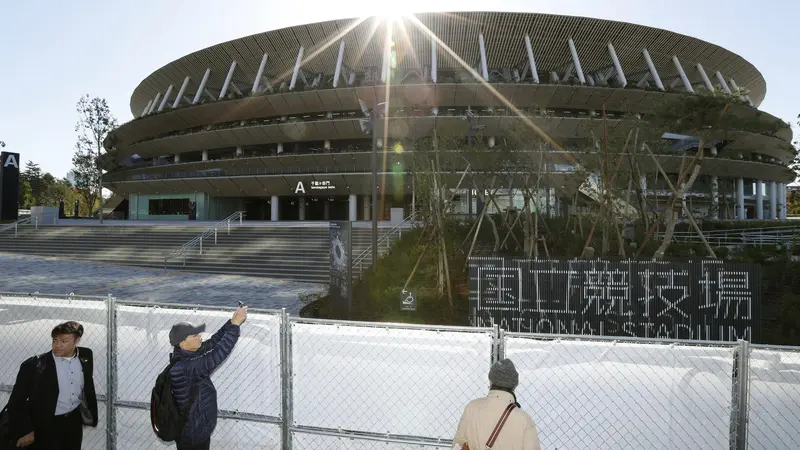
[353,213,417,276]
[163,211,246,268]
[0,217,36,237]
[655,226,800,247]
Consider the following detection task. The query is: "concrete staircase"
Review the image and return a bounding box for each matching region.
[0,223,399,284]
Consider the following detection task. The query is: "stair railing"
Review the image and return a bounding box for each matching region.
[163,211,246,269]
[0,217,36,237]
[352,213,417,278]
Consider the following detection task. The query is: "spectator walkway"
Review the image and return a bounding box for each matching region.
[0,252,323,314]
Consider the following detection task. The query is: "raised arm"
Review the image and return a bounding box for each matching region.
[186,306,247,381]
[198,320,234,352]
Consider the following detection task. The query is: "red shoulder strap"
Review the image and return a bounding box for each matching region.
[485,403,516,448]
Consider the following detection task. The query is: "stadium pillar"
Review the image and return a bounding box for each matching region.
[323,199,330,220]
[236,146,243,156]
[174,154,180,163]
[193,68,211,105]
[523,35,539,83]
[277,143,283,154]
[333,41,345,88]
[173,77,191,108]
[488,137,495,148]
[779,184,787,220]
[202,150,208,162]
[607,42,626,87]
[642,49,665,91]
[431,37,437,83]
[148,92,161,114]
[672,56,695,93]
[362,197,370,221]
[140,100,153,117]
[567,38,586,84]
[770,182,778,219]
[715,71,732,93]
[696,63,714,91]
[252,53,269,94]
[158,85,173,111]
[755,181,764,219]
[290,47,304,90]
[324,140,331,150]
[271,196,279,221]
[349,195,357,221]
[158,84,172,112]
[220,61,237,99]
[299,197,306,221]
[478,33,489,81]
[736,177,745,220]
[710,176,720,220]
[728,78,753,105]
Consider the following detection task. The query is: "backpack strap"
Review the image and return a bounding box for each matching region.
[485,403,516,449]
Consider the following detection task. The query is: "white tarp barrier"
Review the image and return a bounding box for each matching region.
[115,305,282,418]
[0,295,108,396]
[116,407,281,449]
[746,348,800,449]
[290,322,493,440]
[506,337,734,450]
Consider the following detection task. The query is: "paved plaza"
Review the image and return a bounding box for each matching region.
[0,252,323,314]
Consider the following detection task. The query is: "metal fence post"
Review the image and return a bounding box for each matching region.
[737,340,750,449]
[106,294,117,450]
[730,339,750,450]
[497,326,505,362]
[199,237,203,255]
[280,309,293,450]
[491,325,503,364]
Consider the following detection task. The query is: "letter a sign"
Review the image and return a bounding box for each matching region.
[295,181,306,194]
[3,154,17,169]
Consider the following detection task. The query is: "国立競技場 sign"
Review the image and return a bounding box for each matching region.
[469,258,761,342]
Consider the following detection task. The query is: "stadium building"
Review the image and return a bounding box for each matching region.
[103,12,795,222]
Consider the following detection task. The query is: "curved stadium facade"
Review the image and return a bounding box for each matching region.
[104,12,794,222]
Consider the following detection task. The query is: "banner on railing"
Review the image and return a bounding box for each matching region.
[329,221,352,316]
[469,258,761,342]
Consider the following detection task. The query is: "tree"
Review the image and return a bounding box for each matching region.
[72,95,117,223]
[21,161,46,207]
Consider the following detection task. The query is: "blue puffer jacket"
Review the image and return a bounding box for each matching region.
[169,320,240,445]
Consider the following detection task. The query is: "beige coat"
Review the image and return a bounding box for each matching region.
[453,390,541,450]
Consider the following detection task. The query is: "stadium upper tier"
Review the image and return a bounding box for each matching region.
[108,12,787,146]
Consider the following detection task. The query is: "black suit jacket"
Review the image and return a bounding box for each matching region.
[7,347,99,441]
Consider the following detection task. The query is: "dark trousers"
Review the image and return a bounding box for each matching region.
[176,439,210,450]
[36,407,82,450]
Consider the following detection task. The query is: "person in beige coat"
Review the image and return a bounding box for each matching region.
[453,359,541,450]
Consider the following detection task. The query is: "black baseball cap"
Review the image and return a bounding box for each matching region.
[169,322,206,346]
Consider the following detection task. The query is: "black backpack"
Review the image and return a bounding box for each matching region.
[150,362,196,442]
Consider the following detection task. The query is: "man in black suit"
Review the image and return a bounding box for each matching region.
[8,321,99,449]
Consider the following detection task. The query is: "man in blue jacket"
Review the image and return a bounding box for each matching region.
[167,305,247,449]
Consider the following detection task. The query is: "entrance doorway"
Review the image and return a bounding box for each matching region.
[243,198,272,221]
[280,197,300,221]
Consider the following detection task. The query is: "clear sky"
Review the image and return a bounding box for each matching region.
[0,0,797,178]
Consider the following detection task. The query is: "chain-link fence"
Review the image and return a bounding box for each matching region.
[0,292,798,449]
